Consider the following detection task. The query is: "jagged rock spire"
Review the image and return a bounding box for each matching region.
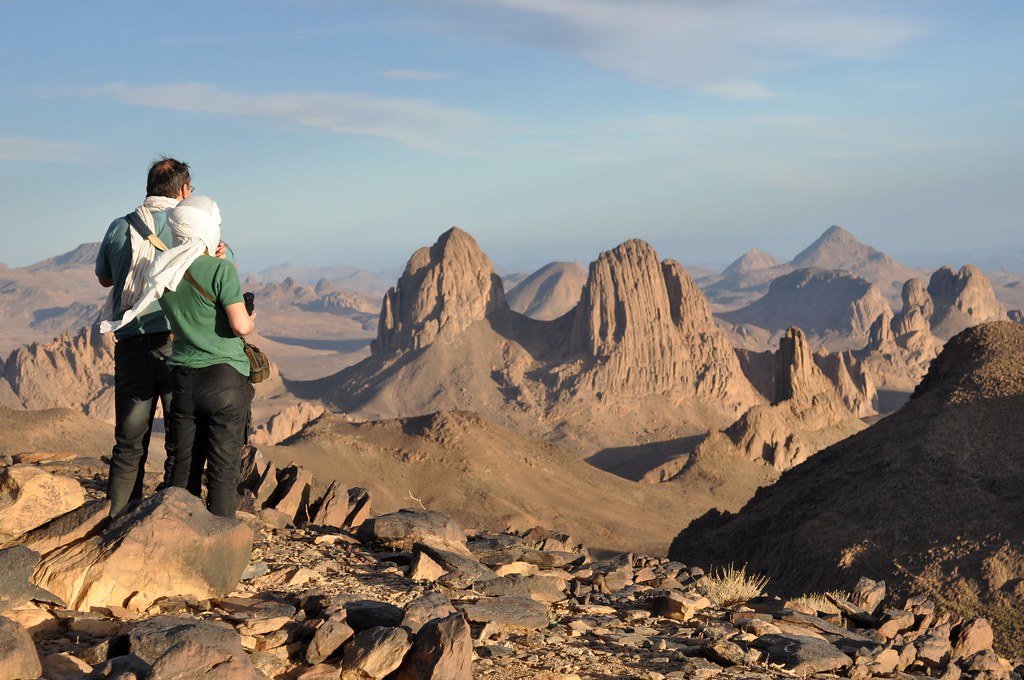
[773,328,833,404]
[567,239,759,410]
[372,228,505,356]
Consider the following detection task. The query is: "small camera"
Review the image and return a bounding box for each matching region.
[243,292,255,315]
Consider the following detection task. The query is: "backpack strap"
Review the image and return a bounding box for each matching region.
[184,271,216,304]
[126,211,170,251]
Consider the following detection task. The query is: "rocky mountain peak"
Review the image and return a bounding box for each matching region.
[789,228,916,305]
[773,327,834,403]
[372,228,506,356]
[791,226,868,266]
[891,278,933,338]
[721,248,781,276]
[926,265,1006,339]
[571,240,686,356]
[819,225,857,244]
[866,314,895,349]
[718,268,893,349]
[26,243,101,272]
[567,239,760,410]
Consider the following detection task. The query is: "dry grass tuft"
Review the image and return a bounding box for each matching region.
[701,564,770,606]
[791,590,850,615]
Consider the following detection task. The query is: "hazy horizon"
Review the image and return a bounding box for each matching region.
[1,1,1021,272]
[6,222,1024,280]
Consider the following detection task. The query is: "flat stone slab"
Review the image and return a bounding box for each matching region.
[358,509,466,551]
[750,633,853,675]
[459,596,549,632]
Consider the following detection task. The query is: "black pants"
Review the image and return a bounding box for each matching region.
[108,332,174,518]
[169,364,254,517]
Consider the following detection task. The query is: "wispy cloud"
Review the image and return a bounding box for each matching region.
[511,109,977,193]
[424,0,927,95]
[0,137,99,163]
[380,69,454,81]
[701,80,779,101]
[88,82,487,151]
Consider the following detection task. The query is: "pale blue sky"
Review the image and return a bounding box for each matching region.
[1,0,1021,272]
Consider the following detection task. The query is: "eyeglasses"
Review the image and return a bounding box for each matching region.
[187,184,196,193]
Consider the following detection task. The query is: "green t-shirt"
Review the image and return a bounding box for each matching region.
[95,211,173,338]
[158,255,250,376]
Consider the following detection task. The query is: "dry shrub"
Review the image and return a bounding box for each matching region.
[701,564,770,606]
[790,590,850,615]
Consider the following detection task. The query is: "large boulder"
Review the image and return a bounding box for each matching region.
[459,596,550,633]
[10,498,109,555]
[0,615,42,679]
[126,615,256,679]
[0,464,85,542]
[32,488,253,611]
[395,613,472,679]
[342,626,412,679]
[749,634,852,675]
[358,509,467,551]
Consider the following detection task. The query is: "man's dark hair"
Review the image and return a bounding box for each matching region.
[146,157,190,198]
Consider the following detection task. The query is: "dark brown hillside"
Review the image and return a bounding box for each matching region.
[670,321,1024,652]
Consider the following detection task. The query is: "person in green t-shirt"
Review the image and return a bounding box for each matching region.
[103,194,256,518]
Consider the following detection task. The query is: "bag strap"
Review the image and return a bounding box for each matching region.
[126,211,170,252]
[184,271,216,304]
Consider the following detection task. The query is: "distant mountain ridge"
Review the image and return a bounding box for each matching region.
[26,242,101,271]
[250,262,401,293]
[701,225,921,311]
[506,261,586,321]
[721,248,781,277]
[717,268,893,351]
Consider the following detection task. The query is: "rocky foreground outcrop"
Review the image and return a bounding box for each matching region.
[2,448,1018,678]
[0,464,85,543]
[33,488,253,611]
[671,321,1024,654]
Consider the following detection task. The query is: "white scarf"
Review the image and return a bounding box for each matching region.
[123,195,180,309]
[100,196,222,334]
[96,195,180,327]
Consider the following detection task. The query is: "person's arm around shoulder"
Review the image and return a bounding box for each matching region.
[212,258,255,337]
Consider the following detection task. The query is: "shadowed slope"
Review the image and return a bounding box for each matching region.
[263,409,758,555]
[670,321,1024,653]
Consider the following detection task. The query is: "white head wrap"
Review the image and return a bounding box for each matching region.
[100,195,222,334]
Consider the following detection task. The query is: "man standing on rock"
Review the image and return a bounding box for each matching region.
[95,157,193,517]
